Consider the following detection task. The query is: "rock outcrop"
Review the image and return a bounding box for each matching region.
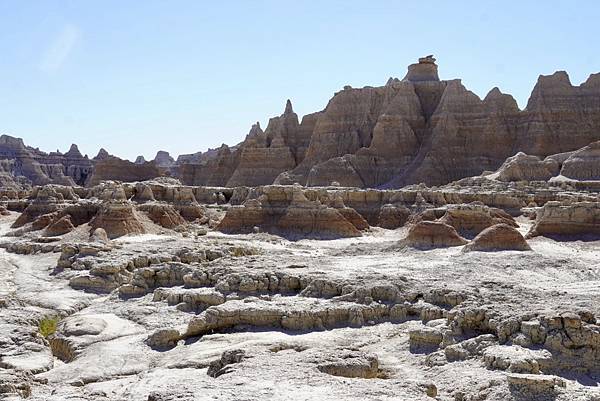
[559,140,600,180]
[527,201,600,238]
[403,221,468,249]
[463,224,531,252]
[86,156,161,187]
[490,152,560,182]
[90,201,146,239]
[439,203,517,238]
[176,57,600,189]
[217,186,363,239]
[0,135,93,186]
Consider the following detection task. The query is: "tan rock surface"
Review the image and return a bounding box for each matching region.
[90,201,146,239]
[463,224,531,252]
[403,221,468,249]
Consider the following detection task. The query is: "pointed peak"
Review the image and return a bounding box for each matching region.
[65,143,83,158]
[94,148,110,161]
[484,87,503,99]
[247,121,264,139]
[284,99,294,114]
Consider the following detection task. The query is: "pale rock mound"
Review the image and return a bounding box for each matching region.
[491,152,559,182]
[463,224,531,252]
[403,221,468,249]
[90,228,109,243]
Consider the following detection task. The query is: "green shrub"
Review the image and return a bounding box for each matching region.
[39,316,59,338]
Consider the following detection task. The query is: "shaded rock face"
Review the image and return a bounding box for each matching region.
[226,102,307,187]
[178,144,241,187]
[153,151,175,168]
[559,140,600,180]
[44,215,75,237]
[86,157,161,187]
[217,186,364,239]
[0,135,93,186]
[403,221,468,249]
[528,201,600,238]
[178,57,600,189]
[463,224,531,252]
[137,204,185,229]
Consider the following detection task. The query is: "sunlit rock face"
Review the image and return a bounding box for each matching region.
[177,56,600,189]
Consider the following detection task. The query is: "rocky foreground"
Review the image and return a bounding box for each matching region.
[1,157,600,401]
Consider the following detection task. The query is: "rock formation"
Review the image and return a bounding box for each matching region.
[153,151,175,167]
[527,201,600,238]
[217,186,363,239]
[86,156,161,187]
[559,140,600,181]
[439,203,517,238]
[490,152,560,182]
[463,224,531,252]
[173,56,600,189]
[0,135,93,186]
[403,221,468,249]
[90,201,146,239]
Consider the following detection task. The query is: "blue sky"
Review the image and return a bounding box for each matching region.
[1,1,599,161]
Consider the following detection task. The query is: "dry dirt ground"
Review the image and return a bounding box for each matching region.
[1,213,600,401]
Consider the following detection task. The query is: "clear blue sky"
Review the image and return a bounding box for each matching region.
[1,1,599,161]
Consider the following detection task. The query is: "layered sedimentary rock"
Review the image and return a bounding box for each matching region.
[490,152,560,182]
[178,144,241,187]
[0,135,93,186]
[527,201,600,238]
[559,140,600,180]
[226,101,307,187]
[439,203,517,238]
[177,56,600,189]
[463,224,531,252]
[217,186,363,239]
[90,201,146,239]
[86,156,161,187]
[403,221,468,249]
[153,151,175,167]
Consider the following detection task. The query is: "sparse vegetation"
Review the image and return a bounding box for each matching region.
[38,315,59,338]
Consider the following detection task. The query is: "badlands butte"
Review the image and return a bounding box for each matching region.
[1,56,600,400]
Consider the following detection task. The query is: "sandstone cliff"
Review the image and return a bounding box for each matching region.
[177,56,600,189]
